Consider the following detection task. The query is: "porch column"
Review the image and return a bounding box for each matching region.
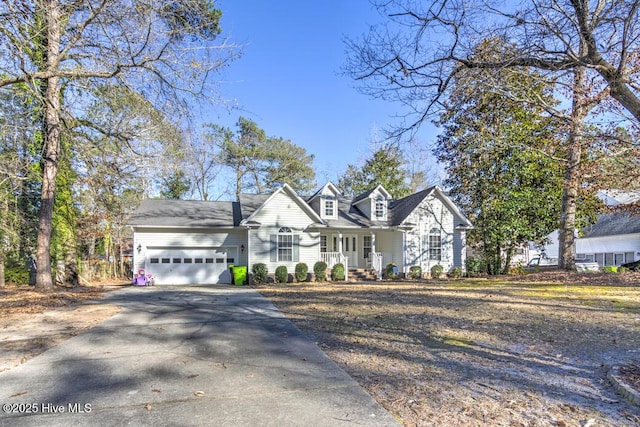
[371,232,376,256]
[337,231,343,254]
[247,227,251,269]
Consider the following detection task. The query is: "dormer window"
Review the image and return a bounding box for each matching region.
[374,197,386,220]
[322,196,336,219]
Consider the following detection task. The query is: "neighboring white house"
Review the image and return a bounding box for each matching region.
[522,190,640,267]
[575,190,640,266]
[128,182,473,285]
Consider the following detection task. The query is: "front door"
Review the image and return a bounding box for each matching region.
[341,234,358,269]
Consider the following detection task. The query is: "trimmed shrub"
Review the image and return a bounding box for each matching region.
[449,267,463,278]
[618,266,628,274]
[295,262,308,282]
[313,261,327,282]
[331,263,346,281]
[603,266,618,273]
[430,264,444,279]
[275,266,288,283]
[385,263,399,279]
[408,266,422,280]
[251,263,268,284]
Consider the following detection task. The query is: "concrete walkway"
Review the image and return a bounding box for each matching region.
[0,286,399,427]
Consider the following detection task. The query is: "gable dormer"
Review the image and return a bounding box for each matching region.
[352,185,392,221]
[308,182,341,220]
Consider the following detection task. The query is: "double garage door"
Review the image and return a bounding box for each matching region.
[146,248,234,285]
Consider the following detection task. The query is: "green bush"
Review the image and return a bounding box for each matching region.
[295,262,308,282]
[618,266,628,274]
[603,266,618,273]
[331,263,346,281]
[5,267,29,285]
[275,265,288,283]
[251,263,268,283]
[431,264,444,279]
[465,257,484,277]
[313,261,327,281]
[449,267,463,278]
[385,263,398,279]
[408,266,422,280]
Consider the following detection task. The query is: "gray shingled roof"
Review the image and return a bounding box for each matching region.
[351,188,376,205]
[128,199,241,228]
[582,212,640,238]
[129,185,473,230]
[388,187,436,226]
[321,187,439,228]
[238,193,270,220]
[321,196,377,228]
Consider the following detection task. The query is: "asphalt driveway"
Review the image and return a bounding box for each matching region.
[0,286,398,427]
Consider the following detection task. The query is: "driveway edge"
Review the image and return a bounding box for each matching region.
[608,365,640,406]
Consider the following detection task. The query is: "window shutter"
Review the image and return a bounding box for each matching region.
[270,234,277,262]
[293,235,300,262]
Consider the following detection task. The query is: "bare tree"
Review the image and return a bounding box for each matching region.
[346,0,640,127]
[345,0,640,269]
[0,0,239,289]
[182,128,225,201]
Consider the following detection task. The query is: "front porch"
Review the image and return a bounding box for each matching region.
[320,251,384,273]
[319,230,399,275]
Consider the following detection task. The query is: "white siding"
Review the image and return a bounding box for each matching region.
[577,233,640,264]
[375,231,402,270]
[453,229,467,269]
[577,233,640,255]
[403,195,456,273]
[249,191,320,273]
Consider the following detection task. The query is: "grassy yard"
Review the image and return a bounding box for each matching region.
[255,274,640,426]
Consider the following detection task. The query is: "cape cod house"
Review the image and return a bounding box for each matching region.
[128,182,473,285]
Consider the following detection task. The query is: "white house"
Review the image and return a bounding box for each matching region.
[128,182,473,285]
[575,190,640,266]
[523,190,640,267]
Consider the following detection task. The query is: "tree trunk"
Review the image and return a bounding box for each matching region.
[0,248,5,287]
[558,65,588,271]
[502,247,513,275]
[35,0,61,291]
[235,167,242,202]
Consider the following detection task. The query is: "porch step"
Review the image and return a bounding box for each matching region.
[349,268,378,281]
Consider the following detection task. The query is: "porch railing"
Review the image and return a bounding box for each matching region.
[320,252,348,271]
[370,252,383,277]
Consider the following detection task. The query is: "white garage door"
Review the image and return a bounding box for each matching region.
[145,248,233,285]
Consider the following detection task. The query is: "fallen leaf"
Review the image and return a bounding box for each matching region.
[194,391,205,397]
[145,403,152,411]
[188,374,199,379]
[152,389,161,393]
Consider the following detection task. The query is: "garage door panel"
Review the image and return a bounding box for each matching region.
[146,248,230,285]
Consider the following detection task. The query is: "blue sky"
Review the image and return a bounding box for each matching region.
[210,0,440,184]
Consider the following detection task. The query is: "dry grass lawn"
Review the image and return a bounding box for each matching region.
[255,273,640,426]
